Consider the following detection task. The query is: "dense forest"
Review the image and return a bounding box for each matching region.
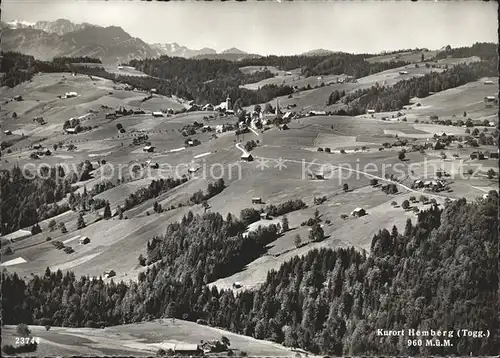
[336,59,498,115]
[0,165,72,235]
[303,57,408,78]
[2,193,497,355]
[145,211,279,283]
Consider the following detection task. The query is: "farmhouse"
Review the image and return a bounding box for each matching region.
[4,130,12,135]
[143,146,155,153]
[187,139,194,146]
[282,112,292,120]
[14,95,23,101]
[469,151,484,160]
[351,208,366,217]
[188,104,200,112]
[241,153,254,162]
[252,197,262,204]
[149,162,159,169]
[173,344,201,355]
[260,212,271,220]
[215,124,226,133]
[3,229,31,243]
[367,109,375,114]
[65,92,78,98]
[484,80,494,85]
[314,173,324,180]
[233,282,243,288]
[152,111,163,117]
[103,270,116,279]
[413,180,424,188]
[78,237,90,245]
[65,128,77,134]
[202,103,214,111]
[150,88,157,94]
[309,110,327,116]
[188,166,200,174]
[399,71,408,75]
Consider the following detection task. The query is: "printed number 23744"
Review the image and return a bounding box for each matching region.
[15,337,40,345]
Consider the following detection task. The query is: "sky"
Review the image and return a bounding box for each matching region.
[3,0,498,55]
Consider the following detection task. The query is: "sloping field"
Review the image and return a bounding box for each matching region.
[241,72,341,91]
[366,50,440,63]
[399,77,499,121]
[2,320,308,357]
[244,61,449,113]
[260,115,430,149]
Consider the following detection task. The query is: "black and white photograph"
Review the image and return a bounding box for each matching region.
[0,0,498,356]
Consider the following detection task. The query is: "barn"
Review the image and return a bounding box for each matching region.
[252,197,262,204]
[241,153,254,162]
[103,270,116,279]
[351,208,366,217]
[78,237,90,245]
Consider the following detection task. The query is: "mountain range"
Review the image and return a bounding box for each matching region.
[1,18,338,64]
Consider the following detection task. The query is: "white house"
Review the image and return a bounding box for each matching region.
[65,128,77,134]
[399,71,408,75]
[484,80,494,85]
[367,109,376,114]
[309,110,326,116]
[152,111,163,117]
[241,153,254,162]
[65,92,78,98]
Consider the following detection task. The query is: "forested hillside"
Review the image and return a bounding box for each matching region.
[434,42,497,61]
[2,193,497,355]
[129,54,407,104]
[335,59,498,115]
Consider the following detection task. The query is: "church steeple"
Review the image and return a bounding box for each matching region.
[226,95,232,110]
[275,98,280,116]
